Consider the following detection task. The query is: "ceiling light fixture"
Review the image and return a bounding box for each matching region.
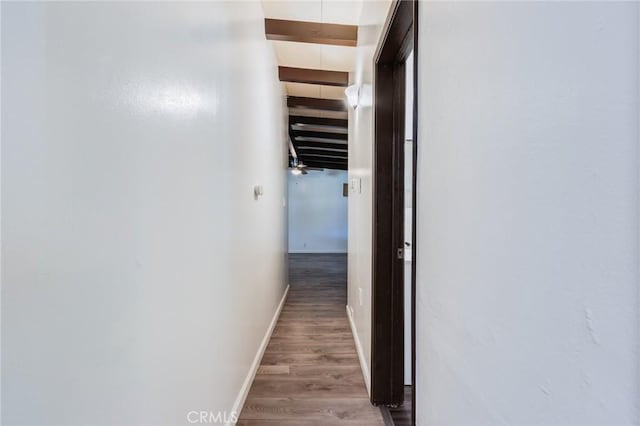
[345,84,360,109]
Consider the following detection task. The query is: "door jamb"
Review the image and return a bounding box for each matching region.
[370,2,418,423]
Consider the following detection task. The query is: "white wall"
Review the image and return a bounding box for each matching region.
[416,2,640,424]
[288,169,348,253]
[1,2,288,425]
[346,0,393,393]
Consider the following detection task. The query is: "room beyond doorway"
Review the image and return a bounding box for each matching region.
[288,169,348,254]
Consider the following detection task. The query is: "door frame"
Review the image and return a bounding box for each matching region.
[370,0,418,419]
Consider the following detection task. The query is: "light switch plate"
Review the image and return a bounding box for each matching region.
[350,178,362,194]
[253,185,263,200]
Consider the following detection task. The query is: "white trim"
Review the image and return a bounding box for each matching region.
[227,284,289,426]
[346,304,371,395]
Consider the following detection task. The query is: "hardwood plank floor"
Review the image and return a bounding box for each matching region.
[380,386,412,426]
[238,253,384,425]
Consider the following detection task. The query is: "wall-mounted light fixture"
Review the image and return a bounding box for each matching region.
[345,84,360,109]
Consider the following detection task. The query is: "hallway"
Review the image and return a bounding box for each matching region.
[238,254,383,425]
[3,1,640,425]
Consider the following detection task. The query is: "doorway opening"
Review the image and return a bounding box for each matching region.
[371,0,417,424]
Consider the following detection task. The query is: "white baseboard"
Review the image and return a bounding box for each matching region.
[346,304,371,396]
[227,284,289,426]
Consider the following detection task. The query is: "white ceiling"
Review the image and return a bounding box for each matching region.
[285,82,346,99]
[272,41,355,72]
[262,0,362,100]
[261,0,362,25]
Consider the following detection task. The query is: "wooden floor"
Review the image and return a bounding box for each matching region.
[238,253,384,425]
[381,386,412,426]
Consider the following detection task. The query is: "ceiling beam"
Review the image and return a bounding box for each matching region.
[288,96,346,111]
[279,67,349,87]
[291,153,348,165]
[302,161,348,171]
[292,124,347,134]
[301,157,347,165]
[297,152,348,161]
[292,130,347,141]
[293,141,348,151]
[265,19,358,47]
[298,152,348,160]
[296,145,348,154]
[288,109,348,120]
[295,137,348,144]
[289,115,348,128]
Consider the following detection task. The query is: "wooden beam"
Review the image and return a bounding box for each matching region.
[303,158,348,167]
[288,108,348,120]
[296,137,347,144]
[296,146,348,155]
[292,130,347,141]
[302,161,348,171]
[279,67,349,87]
[293,141,348,151]
[289,115,348,128]
[287,96,346,111]
[298,152,348,160]
[292,124,347,135]
[265,19,358,47]
[299,153,348,161]
[300,151,349,161]
[301,157,347,165]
